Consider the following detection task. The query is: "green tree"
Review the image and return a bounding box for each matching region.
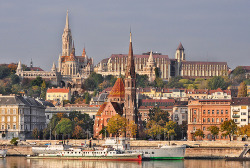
[232,66,245,77]
[31,76,43,86]
[40,80,47,99]
[10,137,19,146]
[84,78,96,91]
[238,81,247,97]
[221,120,238,141]
[148,107,169,126]
[167,76,183,88]
[107,114,127,137]
[136,74,149,88]
[84,92,91,104]
[32,128,39,139]
[164,121,178,140]
[10,74,20,84]
[127,121,137,138]
[208,76,229,90]
[208,126,220,140]
[146,120,163,139]
[238,124,250,140]
[0,65,10,79]
[155,67,160,78]
[154,77,164,88]
[55,118,74,139]
[194,129,204,140]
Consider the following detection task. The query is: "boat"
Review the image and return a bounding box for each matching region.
[32,144,71,154]
[129,145,186,160]
[103,138,186,160]
[0,149,7,158]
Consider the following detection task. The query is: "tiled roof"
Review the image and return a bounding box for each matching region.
[29,67,44,71]
[47,88,70,93]
[231,98,250,105]
[208,88,231,95]
[96,102,107,115]
[108,78,125,98]
[111,102,123,115]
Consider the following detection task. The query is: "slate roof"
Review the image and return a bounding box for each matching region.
[231,97,250,105]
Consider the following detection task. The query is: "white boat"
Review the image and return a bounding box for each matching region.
[0,149,7,157]
[28,147,142,161]
[130,145,186,160]
[32,144,71,154]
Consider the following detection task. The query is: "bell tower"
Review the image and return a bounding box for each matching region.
[124,32,137,127]
[62,10,73,56]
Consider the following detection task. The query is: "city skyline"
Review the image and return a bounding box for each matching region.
[1,0,250,71]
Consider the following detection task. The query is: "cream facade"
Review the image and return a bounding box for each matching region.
[46,88,71,102]
[0,95,46,140]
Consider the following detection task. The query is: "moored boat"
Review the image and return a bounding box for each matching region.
[129,145,186,160]
[32,144,71,154]
[28,147,142,161]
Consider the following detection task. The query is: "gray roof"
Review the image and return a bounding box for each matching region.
[0,95,45,109]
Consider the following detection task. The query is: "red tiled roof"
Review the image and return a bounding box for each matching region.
[208,88,231,95]
[29,67,44,71]
[108,78,125,98]
[47,88,70,93]
[96,102,107,115]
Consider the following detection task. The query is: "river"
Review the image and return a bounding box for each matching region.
[0,157,250,168]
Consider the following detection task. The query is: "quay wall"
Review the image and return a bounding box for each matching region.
[0,140,248,157]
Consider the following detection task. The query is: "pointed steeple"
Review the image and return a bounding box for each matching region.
[51,62,56,72]
[65,10,69,30]
[30,59,33,68]
[17,61,22,70]
[148,50,154,62]
[125,31,136,78]
[82,47,86,57]
[177,42,184,50]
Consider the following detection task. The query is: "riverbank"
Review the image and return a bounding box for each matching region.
[0,139,248,158]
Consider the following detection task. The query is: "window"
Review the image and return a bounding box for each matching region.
[203,118,206,122]
[1,125,4,129]
[13,109,16,114]
[1,109,4,114]
[208,118,210,122]
[217,110,219,114]
[7,109,10,114]
[193,127,196,131]
[241,112,247,115]
[212,110,214,114]
[194,118,196,122]
[212,118,214,122]
[221,118,224,122]
[1,116,4,122]
[241,119,247,122]
[203,127,206,131]
[225,110,228,114]
[7,125,10,129]
[203,110,206,114]
[13,125,16,129]
[216,118,219,123]
[221,110,223,114]
[225,118,228,121]
[208,110,210,114]
[194,110,196,114]
[13,116,16,122]
[7,116,10,122]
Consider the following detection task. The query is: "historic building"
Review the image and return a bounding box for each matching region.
[46,87,71,103]
[16,11,93,94]
[95,51,170,82]
[94,33,138,139]
[0,95,46,140]
[187,99,231,141]
[96,42,229,81]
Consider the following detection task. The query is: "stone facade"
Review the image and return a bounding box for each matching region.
[16,11,93,94]
[231,97,250,127]
[0,95,46,140]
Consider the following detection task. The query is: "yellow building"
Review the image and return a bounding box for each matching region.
[46,87,71,102]
[0,95,46,140]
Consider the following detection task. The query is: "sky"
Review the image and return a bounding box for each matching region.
[0,0,250,71]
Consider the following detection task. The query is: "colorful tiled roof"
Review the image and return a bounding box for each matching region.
[96,102,107,115]
[47,88,70,93]
[108,78,125,98]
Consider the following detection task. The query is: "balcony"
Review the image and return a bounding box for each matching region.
[174,117,179,121]
[232,115,240,118]
[232,108,240,112]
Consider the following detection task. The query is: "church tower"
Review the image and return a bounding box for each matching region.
[124,32,137,126]
[62,10,73,56]
[175,42,185,76]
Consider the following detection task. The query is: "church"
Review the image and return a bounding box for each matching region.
[16,11,94,94]
[94,32,138,139]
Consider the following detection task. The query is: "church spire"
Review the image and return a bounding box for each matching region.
[125,31,136,78]
[65,10,69,30]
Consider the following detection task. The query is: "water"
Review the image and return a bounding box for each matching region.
[0,157,250,168]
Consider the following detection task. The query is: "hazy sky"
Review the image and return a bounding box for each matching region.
[0,0,249,71]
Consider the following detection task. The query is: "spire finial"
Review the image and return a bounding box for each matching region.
[65,10,69,29]
[130,31,132,43]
